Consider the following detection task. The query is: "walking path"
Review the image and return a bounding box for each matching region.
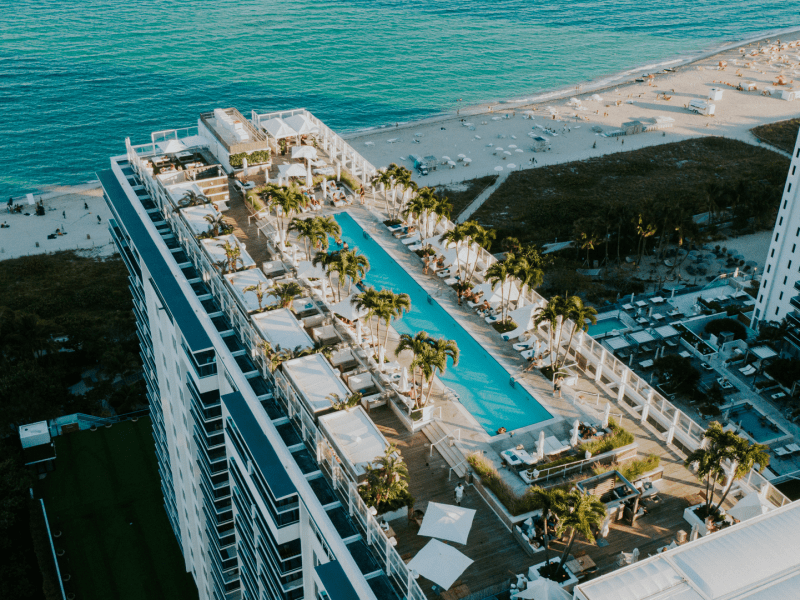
[456,171,509,222]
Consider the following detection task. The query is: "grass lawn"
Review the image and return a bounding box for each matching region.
[751,118,800,154]
[38,418,198,600]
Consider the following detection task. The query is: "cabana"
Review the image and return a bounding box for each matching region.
[252,308,314,355]
[603,335,630,355]
[261,117,297,141]
[277,163,307,179]
[224,269,275,313]
[318,406,391,482]
[628,329,656,350]
[284,113,319,137]
[180,205,221,237]
[282,353,351,418]
[201,234,256,271]
[291,145,318,161]
[576,470,641,525]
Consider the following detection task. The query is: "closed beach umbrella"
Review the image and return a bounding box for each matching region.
[401,367,409,392]
[571,419,580,446]
[355,318,362,345]
[602,403,611,428]
[537,430,546,461]
[306,161,313,188]
[378,345,385,372]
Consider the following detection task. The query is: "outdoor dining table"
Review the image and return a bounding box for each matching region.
[622,303,634,311]
[565,555,596,574]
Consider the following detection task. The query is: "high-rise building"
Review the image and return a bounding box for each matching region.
[99,108,414,600]
[752,128,800,345]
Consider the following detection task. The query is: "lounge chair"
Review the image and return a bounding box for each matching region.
[513,336,536,352]
[775,446,789,457]
[502,326,528,341]
[401,233,422,245]
[787,443,800,454]
[387,223,406,233]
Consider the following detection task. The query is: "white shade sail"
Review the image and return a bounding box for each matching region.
[330,294,369,322]
[407,539,473,591]
[295,260,327,280]
[727,491,773,522]
[291,145,318,160]
[157,139,188,154]
[284,113,319,136]
[418,502,476,545]
[277,163,307,178]
[262,117,297,140]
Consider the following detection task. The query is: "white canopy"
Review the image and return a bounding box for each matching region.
[295,260,327,280]
[727,491,773,522]
[262,117,297,140]
[284,113,319,136]
[513,577,572,600]
[291,145,318,160]
[330,294,369,322]
[507,304,537,329]
[277,163,308,178]
[157,139,188,154]
[407,539,473,590]
[418,502,476,545]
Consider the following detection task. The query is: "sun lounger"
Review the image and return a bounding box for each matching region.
[387,223,406,233]
[739,365,756,375]
[502,326,528,341]
[513,336,536,352]
[401,233,421,245]
[775,446,789,457]
[787,443,800,454]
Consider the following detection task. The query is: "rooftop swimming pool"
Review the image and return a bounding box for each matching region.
[336,213,552,434]
[588,317,627,338]
[727,403,785,444]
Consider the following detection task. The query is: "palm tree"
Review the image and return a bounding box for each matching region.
[712,436,770,512]
[374,289,411,350]
[558,297,597,369]
[351,286,383,346]
[288,217,316,258]
[372,168,395,215]
[312,251,336,298]
[243,281,272,312]
[421,336,459,405]
[202,213,229,238]
[394,331,432,406]
[313,215,341,252]
[684,422,737,511]
[551,491,606,579]
[271,282,304,309]
[339,248,370,295]
[510,253,544,304]
[633,214,657,268]
[272,186,304,243]
[216,240,243,274]
[364,443,409,507]
[527,487,568,567]
[327,391,363,411]
[486,260,514,323]
[533,300,559,366]
[464,222,496,283]
[392,165,414,218]
[258,341,286,373]
[577,230,599,266]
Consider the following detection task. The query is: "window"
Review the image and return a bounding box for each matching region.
[780,292,784,300]
[772,249,775,257]
[789,183,793,193]
[779,217,784,226]
[776,233,780,242]
[790,261,793,270]
[785,200,789,209]
[776,307,780,315]
[793,166,796,175]
[759,295,763,303]
[793,244,796,253]
[767,264,771,273]
[784,276,788,285]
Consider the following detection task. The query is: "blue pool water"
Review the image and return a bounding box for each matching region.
[728,404,780,443]
[588,317,627,337]
[335,213,552,433]
[2,1,798,197]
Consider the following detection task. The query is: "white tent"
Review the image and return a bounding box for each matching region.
[407,539,473,590]
[262,117,297,140]
[284,113,319,136]
[157,139,188,154]
[513,577,572,600]
[418,502,476,545]
[291,145,318,160]
[277,163,307,178]
[727,491,773,522]
[295,261,327,280]
[330,294,369,322]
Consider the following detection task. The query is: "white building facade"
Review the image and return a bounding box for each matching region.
[752,128,800,339]
[99,110,417,600]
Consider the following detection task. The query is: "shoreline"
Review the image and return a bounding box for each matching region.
[342,23,800,140]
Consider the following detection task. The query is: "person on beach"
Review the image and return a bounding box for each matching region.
[62,210,66,219]
[84,202,88,210]
[97,215,102,223]
[554,376,563,398]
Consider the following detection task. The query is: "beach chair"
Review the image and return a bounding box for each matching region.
[401,233,422,245]
[513,336,536,352]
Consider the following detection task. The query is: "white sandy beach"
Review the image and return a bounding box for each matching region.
[2,182,115,260]
[347,34,800,188]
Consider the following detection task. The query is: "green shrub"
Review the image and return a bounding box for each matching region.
[245,190,266,212]
[467,452,527,515]
[578,419,635,456]
[536,454,581,472]
[618,454,660,481]
[229,150,271,168]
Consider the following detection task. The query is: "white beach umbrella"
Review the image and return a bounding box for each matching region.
[442,155,452,161]
[507,163,517,169]
[158,139,188,154]
[515,148,524,153]
[295,261,327,280]
[494,166,503,172]
[447,160,456,166]
[291,145,318,160]
[278,163,307,178]
[284,113,319,136]
[418,502,476,545]
[494,147,504,152]
[463,157,472,164]
[400,367,409,392]
[504,151,512,156]
[571,419,580,446]
[507,144,517,149]
[330,295,369,322]
[537,430,546,461]
[473,135,481,140]
[602,403,611,428]
[457,153,467,159]
[512,577,572,600]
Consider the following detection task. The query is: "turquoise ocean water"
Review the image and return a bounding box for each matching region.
[1,1,797,197]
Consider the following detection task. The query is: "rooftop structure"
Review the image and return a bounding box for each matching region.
[251,308,314,352]
[19,420,56,467]
[281,353,351,416]
[318,406,391,481]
